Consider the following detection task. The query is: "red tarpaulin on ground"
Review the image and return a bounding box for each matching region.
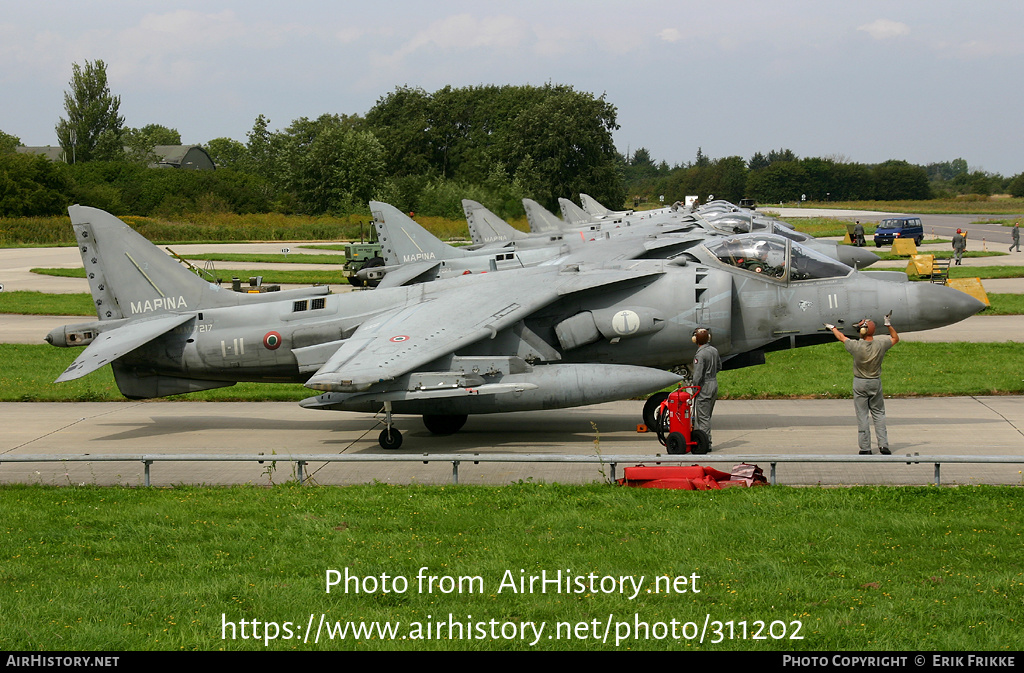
[617,464,767,490]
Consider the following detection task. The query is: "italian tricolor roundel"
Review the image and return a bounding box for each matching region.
[263,331,282,350]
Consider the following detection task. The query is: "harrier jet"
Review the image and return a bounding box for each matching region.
[47,206,984,449]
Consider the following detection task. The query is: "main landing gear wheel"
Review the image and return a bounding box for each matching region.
[642,392,669,431]
[690,429,711,455]
[379,427,403,450]
[422,414,468,435]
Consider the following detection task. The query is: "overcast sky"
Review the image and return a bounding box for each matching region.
[3,1,1022,175]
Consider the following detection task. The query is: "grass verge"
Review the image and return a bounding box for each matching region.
[789,217,866,238]
[981,294,1024,315]
[718,342,1024,398]
[949,266,1024,279]
[0,291,97,316]
[174,252,348,265]
[0,212,493,247]
[4,342,1023,402]
[876,250,1007,261]
[0,483,1020,651]
[789,198,1024,215]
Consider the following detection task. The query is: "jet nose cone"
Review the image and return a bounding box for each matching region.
[906,282,986,330]
[837,245,880,269]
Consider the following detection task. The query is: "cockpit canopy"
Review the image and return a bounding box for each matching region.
[705,234,852,282]
[703,214,800,237]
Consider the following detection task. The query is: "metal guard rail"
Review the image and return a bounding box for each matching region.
[3,453,1023,487]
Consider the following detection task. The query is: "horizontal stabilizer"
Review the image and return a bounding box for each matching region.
[55,313,193,382]
[374,261,441,288]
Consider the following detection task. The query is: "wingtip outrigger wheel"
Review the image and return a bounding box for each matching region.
[378,401,403,449]
[379,427,403,450]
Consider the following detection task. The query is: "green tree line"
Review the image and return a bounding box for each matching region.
[2,59,1023,220]
[623,146,1024,207]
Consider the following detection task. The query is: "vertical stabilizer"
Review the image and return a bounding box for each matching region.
[68,205,222,321]
[462,199,528,245]
[579,193,610,217]
[558,198,594,225]
[580,193,633,218]
[370,201,471,266]
[522,198,567,234]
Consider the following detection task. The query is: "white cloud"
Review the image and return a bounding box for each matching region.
[857,19,909,40]
[335,27,365,44]
[406,14,529,52]
[374,13,533,72]
[658,28,682,43]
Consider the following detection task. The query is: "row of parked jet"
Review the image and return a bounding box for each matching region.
[354,196,880,289]
[47,198,984,449]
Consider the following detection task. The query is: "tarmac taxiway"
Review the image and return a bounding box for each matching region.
[1,216,1021,486]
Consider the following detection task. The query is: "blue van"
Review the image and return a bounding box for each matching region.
[873,216,923,247]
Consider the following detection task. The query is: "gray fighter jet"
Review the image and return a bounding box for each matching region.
[364,201,707,287]
[47,205,985,449]
[465,198,878,272]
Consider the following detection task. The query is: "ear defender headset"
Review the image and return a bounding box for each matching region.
[692,328,712,345]
[856,319,875,337]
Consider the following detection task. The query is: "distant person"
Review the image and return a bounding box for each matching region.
[824,314,898,455]
[952,229,967,265]
[853,220,866,247]
[691,328,721,446]
[1012,223,1020,253]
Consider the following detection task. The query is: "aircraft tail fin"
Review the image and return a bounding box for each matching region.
[579,193,610,217]
[558,198,593,225]
[580,193,633,218]
[462,199,528,244]
[370,201,471,266]
[67,205,232,321]
[522,198,566,234]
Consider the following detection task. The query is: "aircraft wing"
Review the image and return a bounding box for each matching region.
[55,313,194,382]
[305,265,665,393]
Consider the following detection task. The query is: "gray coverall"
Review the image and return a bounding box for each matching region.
[853,222,865,247]
[844,336,894,452]
[952,233,966,265]
[692,343,722,443]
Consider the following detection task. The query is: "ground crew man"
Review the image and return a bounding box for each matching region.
[824,314,899,455]
[952,229,967,265]
[1012,223,1020,253]
[691,328,721,445]
[853,221,866,247]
